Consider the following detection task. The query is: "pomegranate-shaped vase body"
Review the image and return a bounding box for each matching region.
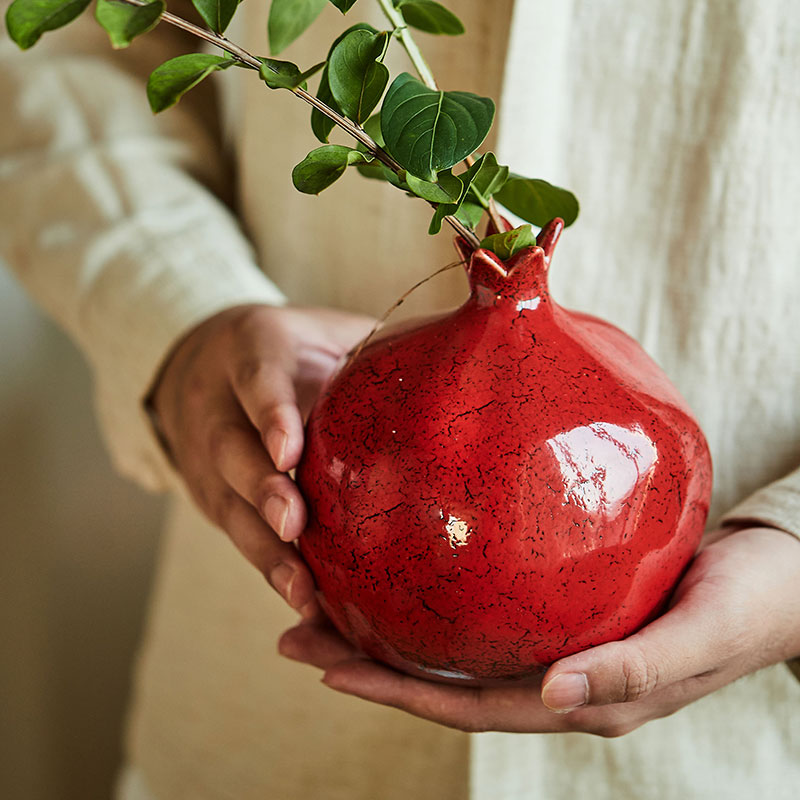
[297,219,712,685]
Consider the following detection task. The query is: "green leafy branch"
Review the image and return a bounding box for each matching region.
[5,0,580,259]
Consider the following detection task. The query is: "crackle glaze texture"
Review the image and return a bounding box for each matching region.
[297,219,712,685]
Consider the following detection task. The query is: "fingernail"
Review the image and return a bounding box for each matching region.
[269,563,296,605]
[321,673,345,691]
[541,672,589,713]
[265,495,289,539]
[268,429,289,469]
[298,600,318,621]
[278,633,300,659]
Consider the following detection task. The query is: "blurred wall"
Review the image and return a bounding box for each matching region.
[0,265,165,800]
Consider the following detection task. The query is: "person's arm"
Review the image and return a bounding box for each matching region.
[0,2,283,491]
[0,4,375,609]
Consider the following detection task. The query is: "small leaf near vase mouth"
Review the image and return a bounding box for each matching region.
[480,225,537,261]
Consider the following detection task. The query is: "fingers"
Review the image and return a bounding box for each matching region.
[322,660,492,732]
[229,356,305,474]
[220,493,319,614]
[320,661,568,734]
[277,622,679,735]
[278,622,493,730]
[228,306,375,476]
[541,584,730,712]
[211,419,306,541]
[152,305,332,615]
[283,530,792,735]
[279,620,361,669]
[278,622,574,734]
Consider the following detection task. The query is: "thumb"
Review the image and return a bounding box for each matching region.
[540,596,730,712]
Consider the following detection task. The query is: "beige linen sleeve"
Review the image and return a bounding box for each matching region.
[0,3,285,491]
[719,469,800,542]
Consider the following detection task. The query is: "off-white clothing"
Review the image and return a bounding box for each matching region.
[1,0,799,798]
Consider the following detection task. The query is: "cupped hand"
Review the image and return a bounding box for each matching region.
[150,304,374,615]
[278,526,800,735]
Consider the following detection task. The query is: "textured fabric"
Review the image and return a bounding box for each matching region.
[0,1,285,491]
[2,0,799,798]
[471,665,800,800]
[471,2,800,796]
[123,495,469,800]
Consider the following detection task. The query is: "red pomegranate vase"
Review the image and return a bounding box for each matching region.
[297,219,712,685]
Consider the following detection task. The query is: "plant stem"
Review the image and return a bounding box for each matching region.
[122,1,392,163]
[377,0,503,239]
[485,199,506,235]
[118,0,480,248]
[375,0,438,89]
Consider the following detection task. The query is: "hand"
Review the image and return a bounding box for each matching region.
[279,526,800,735]
[150,304,374,615]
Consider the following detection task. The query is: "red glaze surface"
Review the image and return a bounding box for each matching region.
[297,219,712,685]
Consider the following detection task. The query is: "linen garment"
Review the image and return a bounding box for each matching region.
[1,0,799,798]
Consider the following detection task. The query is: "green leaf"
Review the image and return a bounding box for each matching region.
[300,60,327,83]
[363,113,385,146]
[355,112,385,154]
[480,225,537,260]
[292,144,370,194]
[454,201,484,229]
[268,0,327,55]
[426,154,504,235]
[311,66,340,143]
[328,29,390,123]
[147,54,235,113]
[259,57,324,90]
[329,0,357,11]
[328,21,379,53]
[5,0,91,49]
[405,170,461,203]
[95,0,163,49]
[462,152,509,207]
[380,72,494,182]
[395,0,464,36]
[427,203,449,235]
[310,23,377,142]
[495,175,580,227]
[191,0,238,33]
[427,193,482,235]
[356,160,404,187]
